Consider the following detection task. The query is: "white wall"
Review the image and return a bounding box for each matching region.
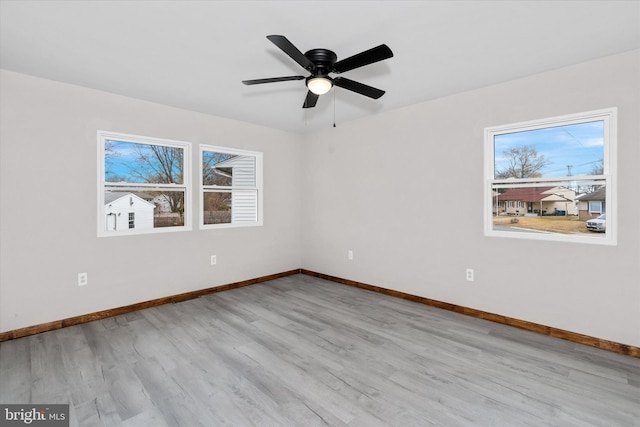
[2,50,639,348]
[301,50,640,347]
[0,70,302,332]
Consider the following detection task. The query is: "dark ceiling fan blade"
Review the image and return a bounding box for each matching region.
[333,77,386,99]
[303,91,319,109]
[266,35,316,71]
[332,44,393,73]
[242,76,305,85]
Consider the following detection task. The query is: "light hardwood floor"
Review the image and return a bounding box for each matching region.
[1,274,639,426]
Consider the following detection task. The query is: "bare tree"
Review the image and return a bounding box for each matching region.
[104,140,120,176]
[589,159,604,175]
[496,145,551,179]
[202,151,235,223]
[575,159,605,194]
[202,151,234,186]
[133,145,185,213]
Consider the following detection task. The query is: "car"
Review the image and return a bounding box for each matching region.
[586,213,606,232]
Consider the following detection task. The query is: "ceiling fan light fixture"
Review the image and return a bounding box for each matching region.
[307,77,333,95]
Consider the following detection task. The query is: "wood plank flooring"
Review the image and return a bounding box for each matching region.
[1,274,639,426]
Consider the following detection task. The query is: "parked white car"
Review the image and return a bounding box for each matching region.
[586,213,606,232]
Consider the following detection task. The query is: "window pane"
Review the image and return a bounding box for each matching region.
[231,189,258,222]
[494,121,604,179]
[152,190,186,228]
[491,181,605,237]
[104,189,185,232]
[203,190,231,224]
[105,140,184,184]
[200,145,261,229]
[588,201,602,214]
[203,189,258,225]
[203,151,256,187]
[485,109,615,244]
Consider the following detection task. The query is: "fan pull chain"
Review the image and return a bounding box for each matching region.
[333,89,337,128]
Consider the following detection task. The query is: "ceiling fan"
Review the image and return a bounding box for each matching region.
[242,35,393,109]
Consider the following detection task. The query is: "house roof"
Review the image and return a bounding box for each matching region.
[104,192,156,207]
[497,187,556,203]
[132,192,155,201]
[104,192,124,204]
[576,186,606,201]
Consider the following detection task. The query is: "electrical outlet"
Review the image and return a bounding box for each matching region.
[466,268,474,282]
[210,255,217,265]
[347,250,354,261]
[78,272,88,286]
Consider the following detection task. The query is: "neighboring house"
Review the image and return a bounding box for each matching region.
[576,186,606,220]
[132,192,155,203]
[491,190,501,216]
[152,194,174,214]
[494,186,576,216]
[212,155,258,223]
[104,192,156,231]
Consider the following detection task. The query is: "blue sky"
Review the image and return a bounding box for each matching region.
[105,140,187,183]
[494,121,604,178]
[107,124,604,182]
[105,140,147,182]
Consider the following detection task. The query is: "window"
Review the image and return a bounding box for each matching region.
[200,145,262,228]
[589,201,603,214]
[484,108,616,245]
[98,131,191,237]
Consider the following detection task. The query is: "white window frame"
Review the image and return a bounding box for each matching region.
[200,145,263,229]
[97,131,192,237]
[484,108,617,245]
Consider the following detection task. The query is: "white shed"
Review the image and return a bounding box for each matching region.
[104,192,156,231]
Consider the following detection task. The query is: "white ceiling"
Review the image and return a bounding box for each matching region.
[1,1,639,134]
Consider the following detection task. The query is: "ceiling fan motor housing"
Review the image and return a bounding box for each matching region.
[304,48,337,76]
